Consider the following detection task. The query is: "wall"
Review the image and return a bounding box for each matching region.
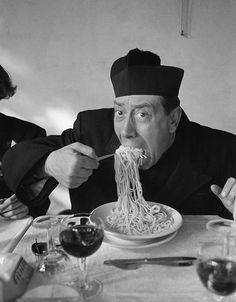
[0,0,235,213]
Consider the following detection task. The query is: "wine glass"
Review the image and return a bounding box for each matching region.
[32,215,67,270]
[196,241,236,301]
[59,213,104,299]
[207,219,236,237]
[207,219,236,258]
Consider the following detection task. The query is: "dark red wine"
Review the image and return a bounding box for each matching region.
[197,258,236,296]
[59,225,103,258]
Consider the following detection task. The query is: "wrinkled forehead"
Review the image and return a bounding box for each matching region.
[114,95,163,109]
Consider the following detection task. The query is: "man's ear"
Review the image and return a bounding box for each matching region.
[168,107,182,133]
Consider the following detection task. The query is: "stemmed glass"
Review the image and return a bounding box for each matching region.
[207,219,236,236]
[59,213,104,299]
[196,241,236,301]
[207,219,236,259]
[32,215,67,270]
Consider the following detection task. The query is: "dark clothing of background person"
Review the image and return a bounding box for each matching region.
[2,108,235,219]
[0,112,49,217]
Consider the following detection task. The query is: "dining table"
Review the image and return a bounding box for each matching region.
[1,214,227,302]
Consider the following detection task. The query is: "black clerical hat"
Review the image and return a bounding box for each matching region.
[110,48,184,98]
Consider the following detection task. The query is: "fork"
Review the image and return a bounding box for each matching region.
[98,151,148,161]
[98,154,115,161]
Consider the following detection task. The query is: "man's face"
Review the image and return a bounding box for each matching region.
[114,95,178,170]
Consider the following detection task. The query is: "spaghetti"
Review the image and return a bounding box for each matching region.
[107,146,173,235]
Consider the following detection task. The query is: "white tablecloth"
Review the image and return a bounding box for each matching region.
[0,216,33,253]
[13,215,225,302]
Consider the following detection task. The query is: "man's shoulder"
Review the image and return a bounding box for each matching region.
[79,108,114,120]
[190,120,236,143]
[186,121,236,161]
[74,108,114,129]
[0,113,8,124]
[73,108,115,143]
[179,111,236,148]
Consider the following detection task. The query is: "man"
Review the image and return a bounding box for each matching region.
[0,64,48,218]
[2,49,236,218]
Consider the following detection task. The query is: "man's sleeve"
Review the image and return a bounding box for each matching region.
[2,128,77,208]
[2,114,46,142]
[7,115,46,141]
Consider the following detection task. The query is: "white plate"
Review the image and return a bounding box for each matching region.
[104,230,178,247]
[103,231,177,249]
[90,201,182,242]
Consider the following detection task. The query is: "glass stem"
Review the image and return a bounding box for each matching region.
[47,226,55,252]
[79,257,88,289]
[222,232,231,257]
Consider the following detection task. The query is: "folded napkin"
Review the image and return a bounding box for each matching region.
[0,216,33,253]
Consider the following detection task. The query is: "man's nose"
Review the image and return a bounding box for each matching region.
[121,116,136,138]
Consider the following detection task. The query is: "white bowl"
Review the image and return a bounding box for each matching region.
[90,201,182,242]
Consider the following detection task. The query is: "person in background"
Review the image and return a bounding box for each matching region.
[2,48,236,218]
[0,64,48,219]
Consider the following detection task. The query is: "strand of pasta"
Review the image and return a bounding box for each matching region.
[107,146,173,235]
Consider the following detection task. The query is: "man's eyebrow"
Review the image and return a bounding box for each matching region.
[114,100,154,109]
[133,103,154,109]
[114,100,122,106]
[114,100,126,107]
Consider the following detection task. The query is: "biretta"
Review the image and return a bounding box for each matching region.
[110,48,184,98]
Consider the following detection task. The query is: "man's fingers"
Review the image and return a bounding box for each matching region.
[210,184,222,197]
[69,142,98,160]
[70,143,99,169]
[211,184,232,209]
[221,177,236,198]
[3,207,29,219]
[80,156,99,170]
[0,198,27,214]
[0,194,29,219]
[211,178,236,210]
[0,194,17,210]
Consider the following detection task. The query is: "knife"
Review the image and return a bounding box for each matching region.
[104,256,196,266]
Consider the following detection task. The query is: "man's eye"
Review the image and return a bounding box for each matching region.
[137,112,148,119]
[139,112,146,117]
[115,110,123,117]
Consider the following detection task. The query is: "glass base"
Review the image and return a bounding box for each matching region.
[79,279,103,299]
[45,249,67,265]
[203,290,234,302]
[34,249,69,274]
[65,279,102,299]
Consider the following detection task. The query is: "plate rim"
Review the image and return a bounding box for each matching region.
[105,229,178,246]
[91,201,183,241]
[103,230,178,249]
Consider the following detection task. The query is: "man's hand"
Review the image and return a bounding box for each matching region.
[211,177,236,215]
[44,142,99,188]
[0,194,29,219]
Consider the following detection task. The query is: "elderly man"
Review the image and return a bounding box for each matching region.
[2,49,236,218]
